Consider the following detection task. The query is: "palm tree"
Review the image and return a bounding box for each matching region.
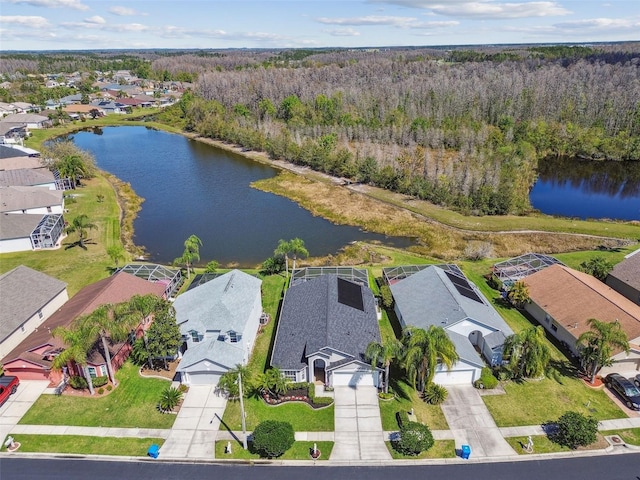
[106,245,126,268]
[288,238,309,272]
[259,367,289,399]
[502,326,551,379]
[577,318,629,384]
[218,364,252,399]
[173,234,202,278]
[52,324,96,395]
[508,280,530,309]
[158,386,183,413]
[402,326,458,393]
[56,154,88,188]
[66,214,97,249]
[365,337,402,394]
[274,239,291,277]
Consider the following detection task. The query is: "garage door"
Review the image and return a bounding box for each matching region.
[184,371,223,386]
[433,369,476,385]
[332,370,377,387]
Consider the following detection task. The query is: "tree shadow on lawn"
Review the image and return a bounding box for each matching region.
[387,367,411,401]
[546,358,581,386]
[64,239,97,250]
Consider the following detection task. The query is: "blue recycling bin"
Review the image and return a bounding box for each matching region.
[147,444,160,458]
[461,444,471,459]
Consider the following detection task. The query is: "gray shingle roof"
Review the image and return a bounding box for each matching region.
[0,265,67,343]
[0,186,62,212]
[0,113,49,124]
[0,168,55,187]
[608,249,640,291]
[271,275,381,370]
[177,336,244,372]
[0,213,42,240]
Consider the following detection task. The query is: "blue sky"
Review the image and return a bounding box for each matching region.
[1,0,639,51]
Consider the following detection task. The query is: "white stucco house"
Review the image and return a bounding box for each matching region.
[271,272,383,388]
[387,264,513,385]
[173,270,263,385]
[0,186,64,215]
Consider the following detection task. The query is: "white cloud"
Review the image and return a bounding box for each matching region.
[553,17,640,30]
[328,28,361,37]
[503,16,640,36]
[368,1,570,19]
[317,15,422,28]
[109,6,144,16]
[84,15,105,25]
[6,0,89,10]
[0,15,50,28]
[60,21,149,33]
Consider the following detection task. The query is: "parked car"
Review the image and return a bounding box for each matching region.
[604,373,640,410]
[0,375,19,407]
[633,374,640,389]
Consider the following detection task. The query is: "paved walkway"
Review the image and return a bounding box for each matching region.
[160,384,227,459]
[330,386,391,461]
[441,385,516,457]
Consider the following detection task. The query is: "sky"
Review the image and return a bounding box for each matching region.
[1,0,639,51]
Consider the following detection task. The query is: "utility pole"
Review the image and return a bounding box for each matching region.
[238,370,248,450]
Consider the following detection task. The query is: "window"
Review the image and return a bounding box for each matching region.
[46,206,52,213]
[551,323,558,332]
[38,310,44,319]
[545,313,551,324]
[228,331,240,343]
[189,330,201,343]
[100,365,107,376]
[283,370,298,381]
[88,366,97,378]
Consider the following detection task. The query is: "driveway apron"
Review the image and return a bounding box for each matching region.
[160,385,227,459]
[0,380,49,443]
[441,385,515,458]
[330,386,391,461]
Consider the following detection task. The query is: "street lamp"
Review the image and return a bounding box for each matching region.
[238,370,248,450]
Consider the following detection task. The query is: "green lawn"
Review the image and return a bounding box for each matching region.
[222,397,334,432]
[601,428,640,445]
[2,435,164,456]
[505,434,608,454]
[379,379,448,431]
[483,376,623,427]
[385,440,456,459]
[215,440,333,460]
[18,362,175,429]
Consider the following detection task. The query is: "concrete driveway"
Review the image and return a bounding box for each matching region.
[330,386,391,461]
[441,385,516,458]
[160,384,228,459]
[0,380,49,443]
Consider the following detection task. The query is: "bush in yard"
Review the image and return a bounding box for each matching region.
[423,383,448,405]
[393,421,434,455]
[157,386,183,413]
[69,375,88,390]
[380,285,394,309]
[97,387,104,395]
[106,385,113,391]
[551,411,598,449]
[474,367,498,389]
[251,420,295,458]
[91,376,108,388]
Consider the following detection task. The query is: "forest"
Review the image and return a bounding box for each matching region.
[3,44,639,215]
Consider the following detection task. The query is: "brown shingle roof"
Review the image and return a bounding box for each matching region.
[0,272,165,368]
[608,250,640,291]
[524,264,640,342]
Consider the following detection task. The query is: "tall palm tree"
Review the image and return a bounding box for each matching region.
[56,154,88,189]
[66,214,97,248]
[106,244,126,268]
[502,326,551,379]
[402,326,459,393]
[52,323,96,395]
[288,238,309,272]
[259,367,289,399]
[577,318,629,384]
[365,337,402,394]
[218,364,253,399]
[174,234,202,278]
[274,239,291,277]
[508,280,530,309]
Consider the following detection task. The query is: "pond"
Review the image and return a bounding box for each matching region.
[530,156,640,221]
[71,126,413,267]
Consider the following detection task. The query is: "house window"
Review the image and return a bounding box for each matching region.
[47,206,52,213]
[545,314,551,324]
[283,370,298,381]
[228,331,240,343]
[100,365,107,376]
[551,323,558,332]
[38,310,44,319]
[189,330,201,343]
[88,366,97,378]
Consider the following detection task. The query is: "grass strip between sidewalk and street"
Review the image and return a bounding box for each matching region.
[214,440,334,460]
[385,440,456,459]
[504,434,609,455]
[1,435,164,456]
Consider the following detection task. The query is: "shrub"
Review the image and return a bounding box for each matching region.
[91,376,108,388]
[69,375,88,390]
[106,385,113,392]
[474,367,499,389]
[423,383,448,405]
[379,392,394,400]
[97,388,104,395]
[551,411,598,449]
[251,420,295,458]
[393,421,434,455]
[158,386,183,413]
[396,410,409,428]
[178,383,189,393]
[379,285,394,309]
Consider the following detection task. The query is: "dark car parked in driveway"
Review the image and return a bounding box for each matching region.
[605,373,640,410]
[634,374,640,389]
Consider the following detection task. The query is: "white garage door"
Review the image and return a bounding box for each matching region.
[332,370,377,387]
[433,369,476,385]
[185,371,223,386]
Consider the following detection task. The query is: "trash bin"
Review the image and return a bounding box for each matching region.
[147,444,160,458]
[461,444,471,459]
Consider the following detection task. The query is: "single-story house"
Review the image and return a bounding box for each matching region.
[0,155,43,171]
[606,248,640,306]
[0,168,57,189]
[89,100,124,114]
[271,274,383,388]
[0,113,51,129]
[388,265,514,385]
[1,272,165,383]
[62,104,105,117]
[0,266,68,360]
[174,270,263,386]
[523,264,640,374]
[0,186,64,214]
[0,144,40,159]
[0,213,65,253]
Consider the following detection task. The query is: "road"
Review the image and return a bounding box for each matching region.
[1,454,639,480]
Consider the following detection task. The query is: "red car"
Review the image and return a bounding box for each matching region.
[0,375,19,407]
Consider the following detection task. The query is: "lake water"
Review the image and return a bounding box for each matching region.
[71,126,413,266]
[530,157,640,221]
